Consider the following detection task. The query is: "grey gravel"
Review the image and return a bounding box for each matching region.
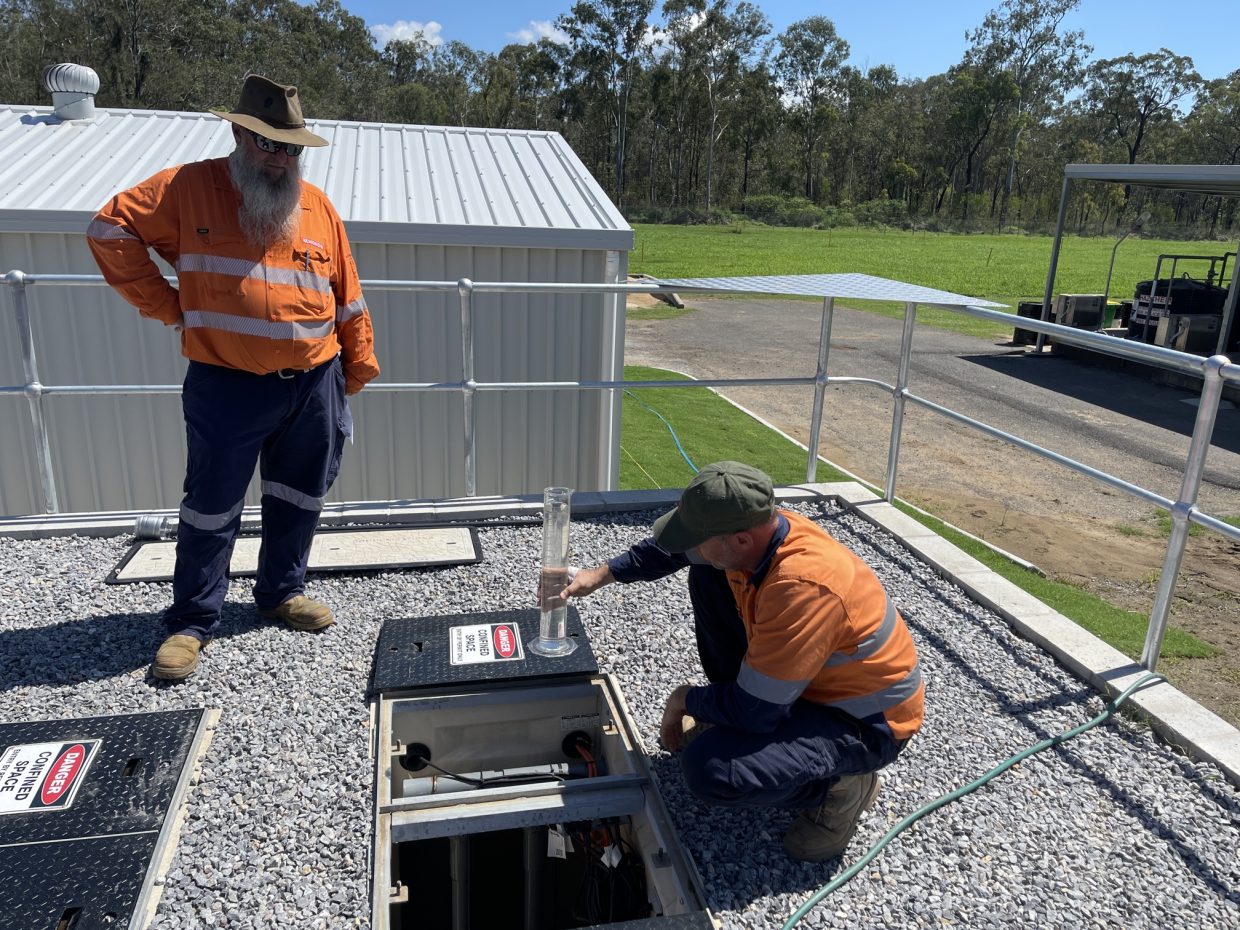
[1,500,1238,929]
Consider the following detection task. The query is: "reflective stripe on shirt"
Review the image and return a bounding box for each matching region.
[819,665,924,719]
[738,661,811,705]
[824,597,898,668]
[87,219,138,241]
[176,253,332,293]
[336,297,367,324]
[182,310,334,340]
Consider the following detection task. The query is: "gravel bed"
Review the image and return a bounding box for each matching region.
[1,500,1237,930]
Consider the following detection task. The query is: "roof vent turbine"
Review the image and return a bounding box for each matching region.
[42,63,100,121]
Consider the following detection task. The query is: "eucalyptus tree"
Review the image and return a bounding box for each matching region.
[1081,50,1201,167]
[1185,70,1240,233]
[660,0,707,208]
[921,63,1018,219]
[729,62,780,200]
[556,0,656,207]
[1188,70,1240,165]
[773,16,849,202]
[696,0,768,213]
[966,0,1089,222]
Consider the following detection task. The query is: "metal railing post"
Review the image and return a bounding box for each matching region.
[1036,176,1072,353]
[805,296,834,482]
[884,302,917,502]
[458,278,477,497]
[1140,354,1229,670]
[4,270,60,513]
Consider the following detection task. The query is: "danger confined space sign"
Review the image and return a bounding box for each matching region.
[0,740,101,815]
[449,622,524,665]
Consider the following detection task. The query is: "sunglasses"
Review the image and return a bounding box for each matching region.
[248,130,303,157]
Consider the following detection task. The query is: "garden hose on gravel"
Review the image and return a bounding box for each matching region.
[783,671,1166,930]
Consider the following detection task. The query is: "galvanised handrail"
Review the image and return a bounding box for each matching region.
[4,269,1239,672]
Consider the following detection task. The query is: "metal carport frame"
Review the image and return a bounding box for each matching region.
[1041,163,1240,356]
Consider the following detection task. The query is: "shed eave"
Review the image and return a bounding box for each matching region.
[342,221,634,252]
[0,210,635,253]
[0,209,96,235]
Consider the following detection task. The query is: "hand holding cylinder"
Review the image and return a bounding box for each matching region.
[529,487,578,657]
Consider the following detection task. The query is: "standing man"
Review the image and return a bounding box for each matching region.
[565,462,923,861]
[88,75,380,681]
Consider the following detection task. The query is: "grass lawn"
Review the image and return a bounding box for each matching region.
[619,366,849,488]
[620,364,1218,661]
[628,225,1233,340]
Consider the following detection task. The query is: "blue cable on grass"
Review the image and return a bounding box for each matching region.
[624,390,697,474]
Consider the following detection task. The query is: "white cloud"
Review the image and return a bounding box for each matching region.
[507,19,569,45]
[370,20,445,49]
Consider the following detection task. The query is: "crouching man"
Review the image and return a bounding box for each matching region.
[565,462,923,860]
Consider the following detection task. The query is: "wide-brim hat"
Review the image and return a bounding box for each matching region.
[215,74,328,147]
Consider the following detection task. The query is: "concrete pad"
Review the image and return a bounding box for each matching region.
[109,526,482,583]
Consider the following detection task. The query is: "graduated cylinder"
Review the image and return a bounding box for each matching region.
[529,487,577,657]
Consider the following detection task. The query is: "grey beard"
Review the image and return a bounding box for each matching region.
[227,147,302,249]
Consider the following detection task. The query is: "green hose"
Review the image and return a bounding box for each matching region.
[782,671,1165,930]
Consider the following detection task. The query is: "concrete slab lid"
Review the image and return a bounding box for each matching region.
[110,526,480,583]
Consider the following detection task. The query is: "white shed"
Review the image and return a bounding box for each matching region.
[0,86,633,517]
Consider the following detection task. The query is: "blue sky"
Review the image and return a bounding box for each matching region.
[340,0,1236,81]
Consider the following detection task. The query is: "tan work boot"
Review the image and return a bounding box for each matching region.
[259,595,334,631]
[783,771,880,861]
[152,634,203,681]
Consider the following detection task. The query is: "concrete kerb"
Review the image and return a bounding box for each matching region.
[3,481,1237,786]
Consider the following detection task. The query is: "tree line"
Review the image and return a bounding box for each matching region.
[3,0,1239,235]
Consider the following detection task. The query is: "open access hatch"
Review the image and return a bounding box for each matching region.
[369,610,716,930]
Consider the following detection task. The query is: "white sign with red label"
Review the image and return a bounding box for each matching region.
[0,740,101,815]
[449,622,525,665]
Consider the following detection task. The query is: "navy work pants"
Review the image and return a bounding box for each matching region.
[679,565,904,811]
[164,357,349,640]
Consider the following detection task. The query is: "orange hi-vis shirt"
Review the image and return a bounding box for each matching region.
[87,158,379,394]
[728,511,925,740]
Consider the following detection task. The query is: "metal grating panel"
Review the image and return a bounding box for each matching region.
[0,709,209,930]
[369,608,599,697]
[107,525,483,583]
[653,272,1006,307]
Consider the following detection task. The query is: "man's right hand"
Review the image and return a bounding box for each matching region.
[563,564,614,599]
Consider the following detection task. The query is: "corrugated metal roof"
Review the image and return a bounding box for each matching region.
[0,104,632,249]
[1065,163,1240,196]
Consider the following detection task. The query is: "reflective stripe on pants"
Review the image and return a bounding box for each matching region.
[164,357,348,638]
[682,565,904,811]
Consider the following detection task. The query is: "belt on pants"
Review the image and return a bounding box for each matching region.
[274,367,312,379]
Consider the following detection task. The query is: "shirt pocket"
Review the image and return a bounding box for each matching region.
[290,247,335,316]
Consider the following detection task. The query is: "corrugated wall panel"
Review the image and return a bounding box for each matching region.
[0,232,189,515]
[1,231,620,516]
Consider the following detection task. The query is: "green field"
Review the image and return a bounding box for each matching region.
[629,224,1233,339]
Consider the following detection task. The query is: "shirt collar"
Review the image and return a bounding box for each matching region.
[746,511,788,587]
